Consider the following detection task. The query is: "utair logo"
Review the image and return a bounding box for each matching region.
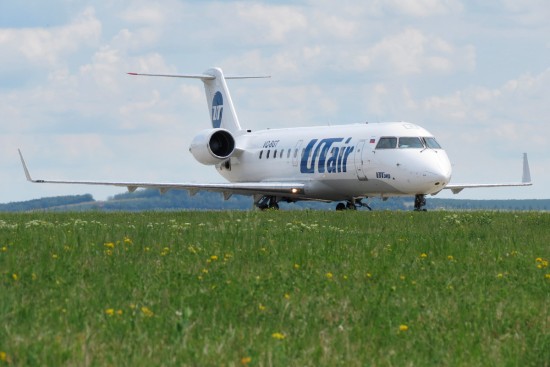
[211,91,223,128]
[300,137,354,174]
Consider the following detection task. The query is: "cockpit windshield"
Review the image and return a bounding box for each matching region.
[375,136,442,150]
[398,137,424,148]
[423,137,442,149]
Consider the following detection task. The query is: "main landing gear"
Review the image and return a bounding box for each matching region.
[414,194,427,211]
[256,196,279,210]
[335,199,372,211]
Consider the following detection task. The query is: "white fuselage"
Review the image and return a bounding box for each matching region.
[215,122,452,201]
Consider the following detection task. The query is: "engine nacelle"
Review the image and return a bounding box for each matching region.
[189,128,235,165]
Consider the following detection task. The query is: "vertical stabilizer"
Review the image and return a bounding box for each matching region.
[202,68,241,132]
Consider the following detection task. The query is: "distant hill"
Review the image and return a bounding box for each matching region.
[1,189,549,212]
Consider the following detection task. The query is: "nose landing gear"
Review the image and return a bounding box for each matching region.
[414,194,427,211]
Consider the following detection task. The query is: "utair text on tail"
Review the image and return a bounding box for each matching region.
[18,67,532,211]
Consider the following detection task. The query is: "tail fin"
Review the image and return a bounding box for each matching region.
[128,68,269,133]
[202,68,240,131]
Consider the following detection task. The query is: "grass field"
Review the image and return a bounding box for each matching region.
[1,211,549,366]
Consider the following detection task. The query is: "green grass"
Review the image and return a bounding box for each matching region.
[1,211,549,366]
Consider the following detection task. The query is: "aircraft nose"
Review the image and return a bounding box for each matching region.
[422,152,452,192]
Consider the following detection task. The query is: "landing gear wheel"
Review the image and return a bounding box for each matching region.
[256,196,279,210]
[414,194,427,211]
[336,203,346,211]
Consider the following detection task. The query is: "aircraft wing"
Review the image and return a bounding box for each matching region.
[18,150,305,199]
[442,153,532,194]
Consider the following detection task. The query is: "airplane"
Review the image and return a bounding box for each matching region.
[18,67,532,211]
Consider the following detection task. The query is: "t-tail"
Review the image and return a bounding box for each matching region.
[127,68,269,133]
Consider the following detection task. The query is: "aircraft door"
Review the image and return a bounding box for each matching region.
[354,140,368,181]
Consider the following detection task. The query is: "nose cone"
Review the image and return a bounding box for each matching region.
[421,150,452,193]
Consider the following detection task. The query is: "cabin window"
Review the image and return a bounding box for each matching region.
[423,137,442,149]
[398,137,424,149]
[280,149,284,158]
[259,150,263,159]
[375,137,397,149]
[266,150,270,159]
[287,149,291,158]
[274,150,277,158]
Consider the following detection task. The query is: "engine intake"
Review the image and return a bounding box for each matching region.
[189,128,235,165]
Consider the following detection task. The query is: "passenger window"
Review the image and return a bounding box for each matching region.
[259,150,263,159]
[266,150,270,159]
[375,137,397,149]
[274,150,277,158]
[280,149,284,158]
[287,149,291,158]
[398,137,424,149]
[423,137,442,149]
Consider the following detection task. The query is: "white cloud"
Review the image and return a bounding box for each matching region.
[383,0,464,17]
[351,28,475,75]
[0,7,101,69]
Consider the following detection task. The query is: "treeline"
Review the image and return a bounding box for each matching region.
[1,189,549,212]
[0,194,95,212]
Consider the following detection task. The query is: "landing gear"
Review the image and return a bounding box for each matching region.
[414,194,427,211]
[335,198,372,211]
[256,196,280,210]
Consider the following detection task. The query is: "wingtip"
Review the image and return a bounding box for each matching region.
[522,152,532,184]
[18,149,33,182]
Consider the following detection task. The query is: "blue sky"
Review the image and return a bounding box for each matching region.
[1,0,549,204]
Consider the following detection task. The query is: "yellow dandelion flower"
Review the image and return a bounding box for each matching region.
[366,272,372,278]
[144,247,150,252]
[1,246,7,252]
[123,237,132,244]
[116,309,123,316]
[12,273,18,281]
[447,255,454,261]
[104,242,115,249]
[0,351,7,362]
[32,273,37,281]
[105,249,113,256]
[210,255,218,261]
[541,260,549,268]
[535,257,543,262]
[420,253,428,259]
[497,273,504,278]
[545,273,550,279]
[258,303,266,311]
[271,332,286,340]
[399,275,406,281]
[105,308,115,316]
[343,275,348,280]
[326,272,333,279]
[399,324,409,332]
[241,356,252,365]
[202,268,209,274]
[293,263,300,269]
[284,293,291,300]
[52,253,58,259]
[141,306,154,317]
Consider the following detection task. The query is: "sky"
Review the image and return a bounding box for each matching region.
[1,0,549,204]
